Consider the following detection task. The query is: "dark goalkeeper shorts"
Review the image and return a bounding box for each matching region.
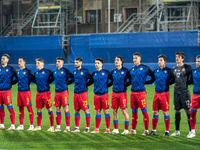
[174,91,191,110]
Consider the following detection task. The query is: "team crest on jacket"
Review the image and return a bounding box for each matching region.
[164,70,167,73]
[42,71,44,74]
[6,69,8,72]
[121,71,124,74]
[182,68,185,71]
[61,71,64,74]
[23,72,26,74]
[140,68,143,70]
[81,72,83,75]
[102,73,104,75]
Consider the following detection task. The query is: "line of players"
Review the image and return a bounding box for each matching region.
[0,52,200,138]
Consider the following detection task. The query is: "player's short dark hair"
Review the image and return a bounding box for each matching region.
[75,57,83,62]
[19,57,26,63]
[116,56,124,65]
[196,55,200,59]
[95,58,103,64]
[3,54,10,59]
[158,54,167,62]
[35,58,45,64]
[56,57,65,62]
[176,52,185,59]
[133,52,141,58]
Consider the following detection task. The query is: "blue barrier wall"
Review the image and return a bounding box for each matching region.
[0,35,66,64]
[70,31,199,63]
[0,31,198,76]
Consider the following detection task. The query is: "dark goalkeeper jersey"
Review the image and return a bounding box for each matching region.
[171,64,192,94]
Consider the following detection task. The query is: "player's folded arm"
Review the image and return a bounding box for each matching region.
[67,71,74,85]
[48,71,54,84]
[145,66,155,85]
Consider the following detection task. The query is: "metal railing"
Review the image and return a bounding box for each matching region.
[0,1,38,37]
[0,19,22,37]
[116,0,163,33]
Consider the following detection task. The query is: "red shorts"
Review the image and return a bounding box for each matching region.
[74,92,89,110]
[17,91,32,107]
[0,90,12,105]
[94,93,109,110]
[153,91,169,111]
[111,92,127,109]
[130,92,147,110]
[191,94,200,109]
[36,91,52,109]
[54,91,69,107]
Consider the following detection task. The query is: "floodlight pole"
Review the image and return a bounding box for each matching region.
[117,0,119,32]
[76,0,77,34]
[17,0,21,36]
[96,0,98,33]
[139,0,141,25]
[157,0,160,31]
[108,0,110,33]
[0,1,2,36]
[18,0,19,21]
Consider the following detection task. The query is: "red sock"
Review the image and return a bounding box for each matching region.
[105,114,110,129]
[142,111,149,130]
[164,118,170,131]
[113,120,118,129]
[19,106,24,125]
[56,112,61,126]
[152,115,159,130]
[65,111,70,127]
[75,114,80,128]
[95,115,101,129]
[37,112,42,126]
[86,114,91,128]
[48,111,54,127]
[132,112,138,130]
[27,106,34,125]
[0,107,5,124]
[8,106,15,125]
[124,121,129,130]
[190,110,197,130]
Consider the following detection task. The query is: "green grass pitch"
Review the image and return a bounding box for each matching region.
[0,84,200,150]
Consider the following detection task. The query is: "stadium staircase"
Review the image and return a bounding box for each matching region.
[0,1,37,37]
[118,0,164,33]
[0,0,74,37]
[116,0,163,33]
[32,0,74,35]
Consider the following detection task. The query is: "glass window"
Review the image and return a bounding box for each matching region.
[168,8,182,20]
[5,14,11,25]
[86,10,101,23]
[126,8,137,20]
[106,9,114,22]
